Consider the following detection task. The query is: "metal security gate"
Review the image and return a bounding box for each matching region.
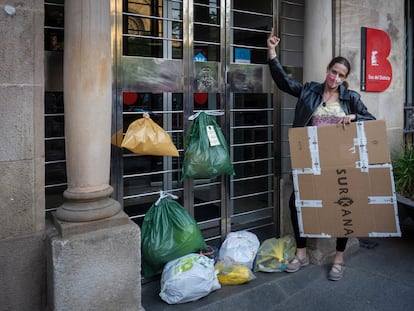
[111,0,278,245]
[43,0,306,246]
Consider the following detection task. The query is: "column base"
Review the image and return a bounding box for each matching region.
[56,196,121,223]
[53,210,130,237]
[47,219,144,311]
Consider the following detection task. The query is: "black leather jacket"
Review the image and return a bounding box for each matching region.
[269,57,376,127]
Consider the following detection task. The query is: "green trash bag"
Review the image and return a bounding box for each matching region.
[254,235,296,272]
[181,111,235,181]
[141,192,207,278]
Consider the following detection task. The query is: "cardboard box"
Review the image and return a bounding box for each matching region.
[288,120,401,238]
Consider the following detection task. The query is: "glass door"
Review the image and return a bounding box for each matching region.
[112,0,277,246]
[113,0,187,232]
[226,1,276,238]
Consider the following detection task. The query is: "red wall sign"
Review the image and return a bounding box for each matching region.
[360,27,392,92]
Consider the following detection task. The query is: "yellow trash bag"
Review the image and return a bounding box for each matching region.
[121,113,179,156]
[254,235,296,272]
[215,258,255,285]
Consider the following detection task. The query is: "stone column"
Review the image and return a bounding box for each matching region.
[303,0,333,83]
[47,1,143,310]
[302,0,359,265]
[55,0,120,222]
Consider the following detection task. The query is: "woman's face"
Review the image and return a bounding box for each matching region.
[326,63,348,89]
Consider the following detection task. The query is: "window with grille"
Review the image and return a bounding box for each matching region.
[44,0,66,215]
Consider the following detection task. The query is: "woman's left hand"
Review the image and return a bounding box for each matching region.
[338,114,356,127]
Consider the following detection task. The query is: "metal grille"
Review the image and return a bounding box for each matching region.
[227,1,276,238]
[278,0,305,180]
[44,1,66,215]
[114,0,281,244]
[43,0,306,246]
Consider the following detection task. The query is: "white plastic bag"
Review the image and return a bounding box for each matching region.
[159,253,221,304]
[218,230,260,269]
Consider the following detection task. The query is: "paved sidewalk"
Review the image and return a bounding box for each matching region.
[142,229,414,311]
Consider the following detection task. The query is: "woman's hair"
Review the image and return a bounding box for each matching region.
[328,56,351,88]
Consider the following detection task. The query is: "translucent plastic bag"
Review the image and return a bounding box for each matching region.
[141,192,207,278]
[160,253,221,304]
[215,257,255,285]
[218,230,260,270]
[121,112,179,156]
[254,235,296,272]
[181,111,235,180]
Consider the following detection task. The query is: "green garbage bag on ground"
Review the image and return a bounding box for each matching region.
[181,111,235,180]
[141,192,207,278]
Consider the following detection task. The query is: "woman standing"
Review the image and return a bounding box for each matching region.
[267,29,376,281]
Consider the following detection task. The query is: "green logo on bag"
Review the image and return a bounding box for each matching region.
[174,256,195,275]
[173,254,211,275]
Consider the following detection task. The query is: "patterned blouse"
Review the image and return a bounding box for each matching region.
[311,101,346,126]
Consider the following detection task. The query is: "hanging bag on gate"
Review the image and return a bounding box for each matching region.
[181,111,235,180]
[121,112,179,156]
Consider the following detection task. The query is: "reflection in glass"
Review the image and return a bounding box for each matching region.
[228,66,264,92]
[233,110,271,126]
[123,93,163,114]
[233,0,271,13]
[45,92,64,114]
[45,116,65,138]
[194,3,220,24]
[123,0,183,58]
[123,157,183,220]
[44,2,64,51]
[194,183,221,222]
[193,45,220,62]
[44,3,65,213]
[194,63,219,92]
[231,1,272,64]
[231,92,274,217]
[124,37,163,58]
[121,58,183,92]
[193,1,221,62]
[45,185,66,211]
[194,24,220,43]
[233,154,273,175]
[44,4,64,27]
[45,140,65,162]
[45,162,67,186]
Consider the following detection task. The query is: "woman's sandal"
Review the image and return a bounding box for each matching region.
[328,262,345,281]
[286,255,310,273]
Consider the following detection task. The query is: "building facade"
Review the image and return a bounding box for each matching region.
[0,0,409,310]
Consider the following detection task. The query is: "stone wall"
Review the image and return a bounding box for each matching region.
[0,0,45,239]
[0,1,45,310]
[334,0,405,152]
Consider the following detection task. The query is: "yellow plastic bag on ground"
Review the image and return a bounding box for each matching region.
[121,113,179,156]
[215,258,255,285]
[254,235,296,272]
